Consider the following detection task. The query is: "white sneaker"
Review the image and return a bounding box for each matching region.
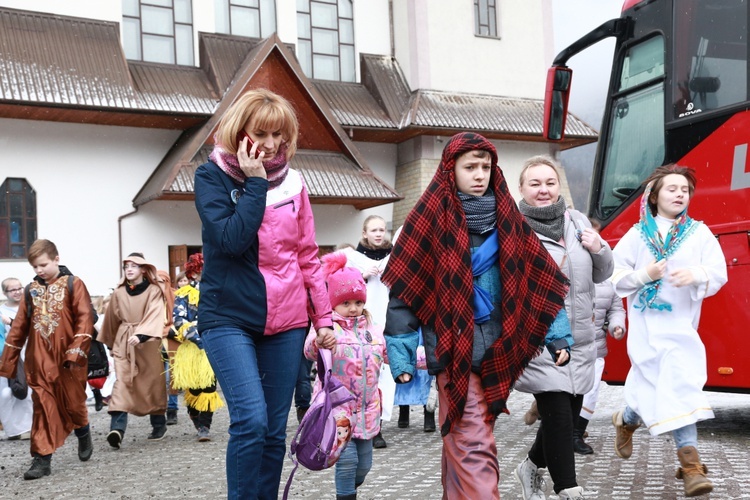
[514,457,547,500]
[557,486,586,499]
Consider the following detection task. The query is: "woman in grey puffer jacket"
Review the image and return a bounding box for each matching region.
[512,155,614,500]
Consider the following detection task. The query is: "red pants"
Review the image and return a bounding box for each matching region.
[438,372,500,499]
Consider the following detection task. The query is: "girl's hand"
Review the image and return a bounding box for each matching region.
[579,228,602,253]
[127,335,141,346]
[554,350,570,366]
[645,259,667,281]
[669,268,695,288]
[362,265,380,280]
[315,327,336,349]
[612,326,625,340]
[397,373,412,383]
[237,136,267,179]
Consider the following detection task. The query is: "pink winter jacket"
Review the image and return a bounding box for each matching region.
[257,169,332,335]
[304,312,387,440]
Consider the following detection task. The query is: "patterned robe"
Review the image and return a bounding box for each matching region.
[0,274,94,456]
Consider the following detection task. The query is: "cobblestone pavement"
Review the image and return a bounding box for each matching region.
[1,384,749,499]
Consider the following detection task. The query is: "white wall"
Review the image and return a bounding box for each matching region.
[0,118,179,296]
[393,0,550,98]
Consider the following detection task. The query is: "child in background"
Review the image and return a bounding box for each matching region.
[0,239,95,479]
[304,252,388,500]
[175,272,189,289]
[611,164,727,497]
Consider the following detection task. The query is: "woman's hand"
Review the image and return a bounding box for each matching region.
[397,373,412,383]
[315,327,336,349]
[645,259,667,281]
[554,349,570,366]
[237,136,267,179]
[127,335,141,346]
[579,228,602,253]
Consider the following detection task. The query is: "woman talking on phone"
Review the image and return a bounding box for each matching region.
[194,88,335,499]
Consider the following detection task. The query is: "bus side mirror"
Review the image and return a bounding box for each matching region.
[543,66,573,141]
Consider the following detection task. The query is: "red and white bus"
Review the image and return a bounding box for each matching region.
[544,0,750,391]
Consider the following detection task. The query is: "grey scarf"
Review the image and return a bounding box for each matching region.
[518,196,567,241]
[458,190,497,234]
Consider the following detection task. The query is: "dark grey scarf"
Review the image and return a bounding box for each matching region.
[458,190,497,234]
[518,196,567,241]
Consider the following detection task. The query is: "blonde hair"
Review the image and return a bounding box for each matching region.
[360,215,391,249]
[519,155,560,187]
[214,88,299,161]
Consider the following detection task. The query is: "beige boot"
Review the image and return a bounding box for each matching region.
[612,410,640,459]
[676,446,713,497]
[524,400,541,425]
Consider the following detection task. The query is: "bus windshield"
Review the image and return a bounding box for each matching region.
[597,35,665,219]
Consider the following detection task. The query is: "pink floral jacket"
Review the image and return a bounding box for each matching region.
[304,312,388,440]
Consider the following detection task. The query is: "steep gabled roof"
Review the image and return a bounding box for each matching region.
[133,33,400,208]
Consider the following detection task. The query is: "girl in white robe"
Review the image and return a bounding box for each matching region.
[611,164,727,497]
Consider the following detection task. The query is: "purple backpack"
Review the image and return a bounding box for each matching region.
[283,348,354,499]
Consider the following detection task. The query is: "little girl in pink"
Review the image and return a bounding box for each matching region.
[304,252,387,500]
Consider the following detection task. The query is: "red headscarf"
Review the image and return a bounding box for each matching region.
[381,132,568,435]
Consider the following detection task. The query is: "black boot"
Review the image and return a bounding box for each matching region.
[573,417,594,455]
[93,389,104,412]
[398,405,410,428]
[166,408,178,426]
[336,494,357,500]
[24,454,51,480]
[372,431,387,449]
[423,407,436,432]
[78,431,93,461]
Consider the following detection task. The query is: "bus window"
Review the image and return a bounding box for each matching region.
[597,36,665,219]
[673,0,747,120]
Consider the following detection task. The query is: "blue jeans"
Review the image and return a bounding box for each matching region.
[202,326,305,500]
[623,406,698,448]
[109,411,166,435]
[165,360,178,410]
[335,438,373,496]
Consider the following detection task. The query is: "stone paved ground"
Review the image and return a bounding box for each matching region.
[1,384,749,499]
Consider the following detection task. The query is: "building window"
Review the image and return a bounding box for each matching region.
[0,178,37,260]
[474,0,498,38]
[122,0,194,65]
[215,0,277,38]
[296,0,355,82]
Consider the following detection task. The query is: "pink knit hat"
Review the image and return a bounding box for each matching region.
[322,252,367,307]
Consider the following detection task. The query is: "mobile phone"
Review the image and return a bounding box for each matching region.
[237,130,260,159]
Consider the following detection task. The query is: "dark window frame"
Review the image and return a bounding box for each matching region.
[474,0,499,39]
[216,0,277,38]
[0,178,37,260]
[297,0,356,82]
[123,0,194,65]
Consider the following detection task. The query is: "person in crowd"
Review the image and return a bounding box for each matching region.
[0,240,95,479]
[294,345,314,424]
[0,277,33,440]
[99,253,171,449]
[513,155,613,500]
[170,253,223,442]
[304,252,388,500]
[194,88,335,499]
[341,215,400,445]
[610,164,727,497]
[175,272,190,289]
[382,133,568,499]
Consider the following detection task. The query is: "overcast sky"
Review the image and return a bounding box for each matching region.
[551,0,623,128]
